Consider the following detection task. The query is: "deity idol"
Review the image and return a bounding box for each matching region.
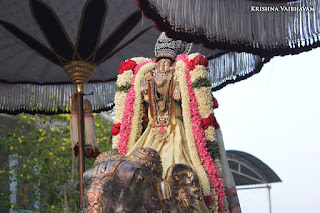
[111,33,241,213]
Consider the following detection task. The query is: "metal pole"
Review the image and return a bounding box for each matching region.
[237,186,269,190]
[267,184,272,213]
[237,184,272,213]
[77,92,85,203]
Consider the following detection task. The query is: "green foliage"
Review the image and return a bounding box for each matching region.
[0,113,113,212]
[206,140,220,160]
[114,82,131,93]
[191,77,211,88]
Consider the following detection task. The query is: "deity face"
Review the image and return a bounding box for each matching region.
[157,58,172,72]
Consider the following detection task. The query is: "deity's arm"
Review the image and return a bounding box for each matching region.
[140,72,150,103]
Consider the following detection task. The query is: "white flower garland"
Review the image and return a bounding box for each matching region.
[111,134,120,149]
[116,70,133,87]
[188,53,200,60]
[131,57,151,64]
[204,126,216,142]
[190,58,216,143]
[189,65,208,82]
[193,87,214,118]
[175,60,212,196]
[112,57,149,149]
[126,62,155,151]
[114,91,128,123]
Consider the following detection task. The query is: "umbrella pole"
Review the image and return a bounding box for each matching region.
[77,90,85,203]
[63,61,97,205]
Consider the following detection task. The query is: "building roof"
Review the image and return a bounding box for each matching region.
[226,150,282,186]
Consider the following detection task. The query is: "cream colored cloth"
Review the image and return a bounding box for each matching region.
[127,101,193,176]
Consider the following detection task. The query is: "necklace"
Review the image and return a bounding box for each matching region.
[149,69,174,139]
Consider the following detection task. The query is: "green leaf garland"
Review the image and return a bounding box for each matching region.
[191,77,211,88]
[115,82,131,93]
[206,140,220,160]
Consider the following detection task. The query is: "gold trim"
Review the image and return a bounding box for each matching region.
[63,61,97,93]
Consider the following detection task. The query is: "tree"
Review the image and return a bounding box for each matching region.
[0,113,113,212]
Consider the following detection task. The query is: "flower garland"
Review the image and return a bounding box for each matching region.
[112,57,150,149]
[118,59,137,75]
[127,61,155,151]
[111,123,121,136]
[117,61,155,155]
[115,82,131,93]
[175,59,212,197]
[192,77,211,88]
[188,54,209,70]
[177,54,225,213]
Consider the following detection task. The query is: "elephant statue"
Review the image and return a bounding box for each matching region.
[80,148,203,213]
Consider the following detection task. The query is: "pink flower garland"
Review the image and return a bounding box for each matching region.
[117,61,153,155]
[177,54,225,212]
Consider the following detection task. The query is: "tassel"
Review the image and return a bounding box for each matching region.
[84,99,100,158]
[70,93,79,156]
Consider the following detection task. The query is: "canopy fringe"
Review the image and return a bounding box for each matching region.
[209,52,270,91]
[139,0,320,57]
[0,52,270,114]
[0,82,115,114]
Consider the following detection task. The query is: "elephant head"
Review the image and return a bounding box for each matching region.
[81,148,204,213]
[161,164,203,213]
[81,148,163,213]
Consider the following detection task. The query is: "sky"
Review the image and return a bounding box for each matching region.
[213,48,320,212]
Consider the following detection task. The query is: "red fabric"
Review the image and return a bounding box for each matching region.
[86,146,100,158]
[202,114,214,130]
[119,60,137,74]
[111,123,121,136]
[213,96,219,109]
[202,114,220,130]
[203,195,212,207]
[188,55,208,71]
[73,144,100,158]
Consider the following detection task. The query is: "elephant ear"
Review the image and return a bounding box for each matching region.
[162,164,204,212]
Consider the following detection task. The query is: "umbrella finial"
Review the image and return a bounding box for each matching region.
[63,61,97,93]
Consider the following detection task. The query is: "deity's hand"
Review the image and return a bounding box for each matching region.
[143,94,150,103]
